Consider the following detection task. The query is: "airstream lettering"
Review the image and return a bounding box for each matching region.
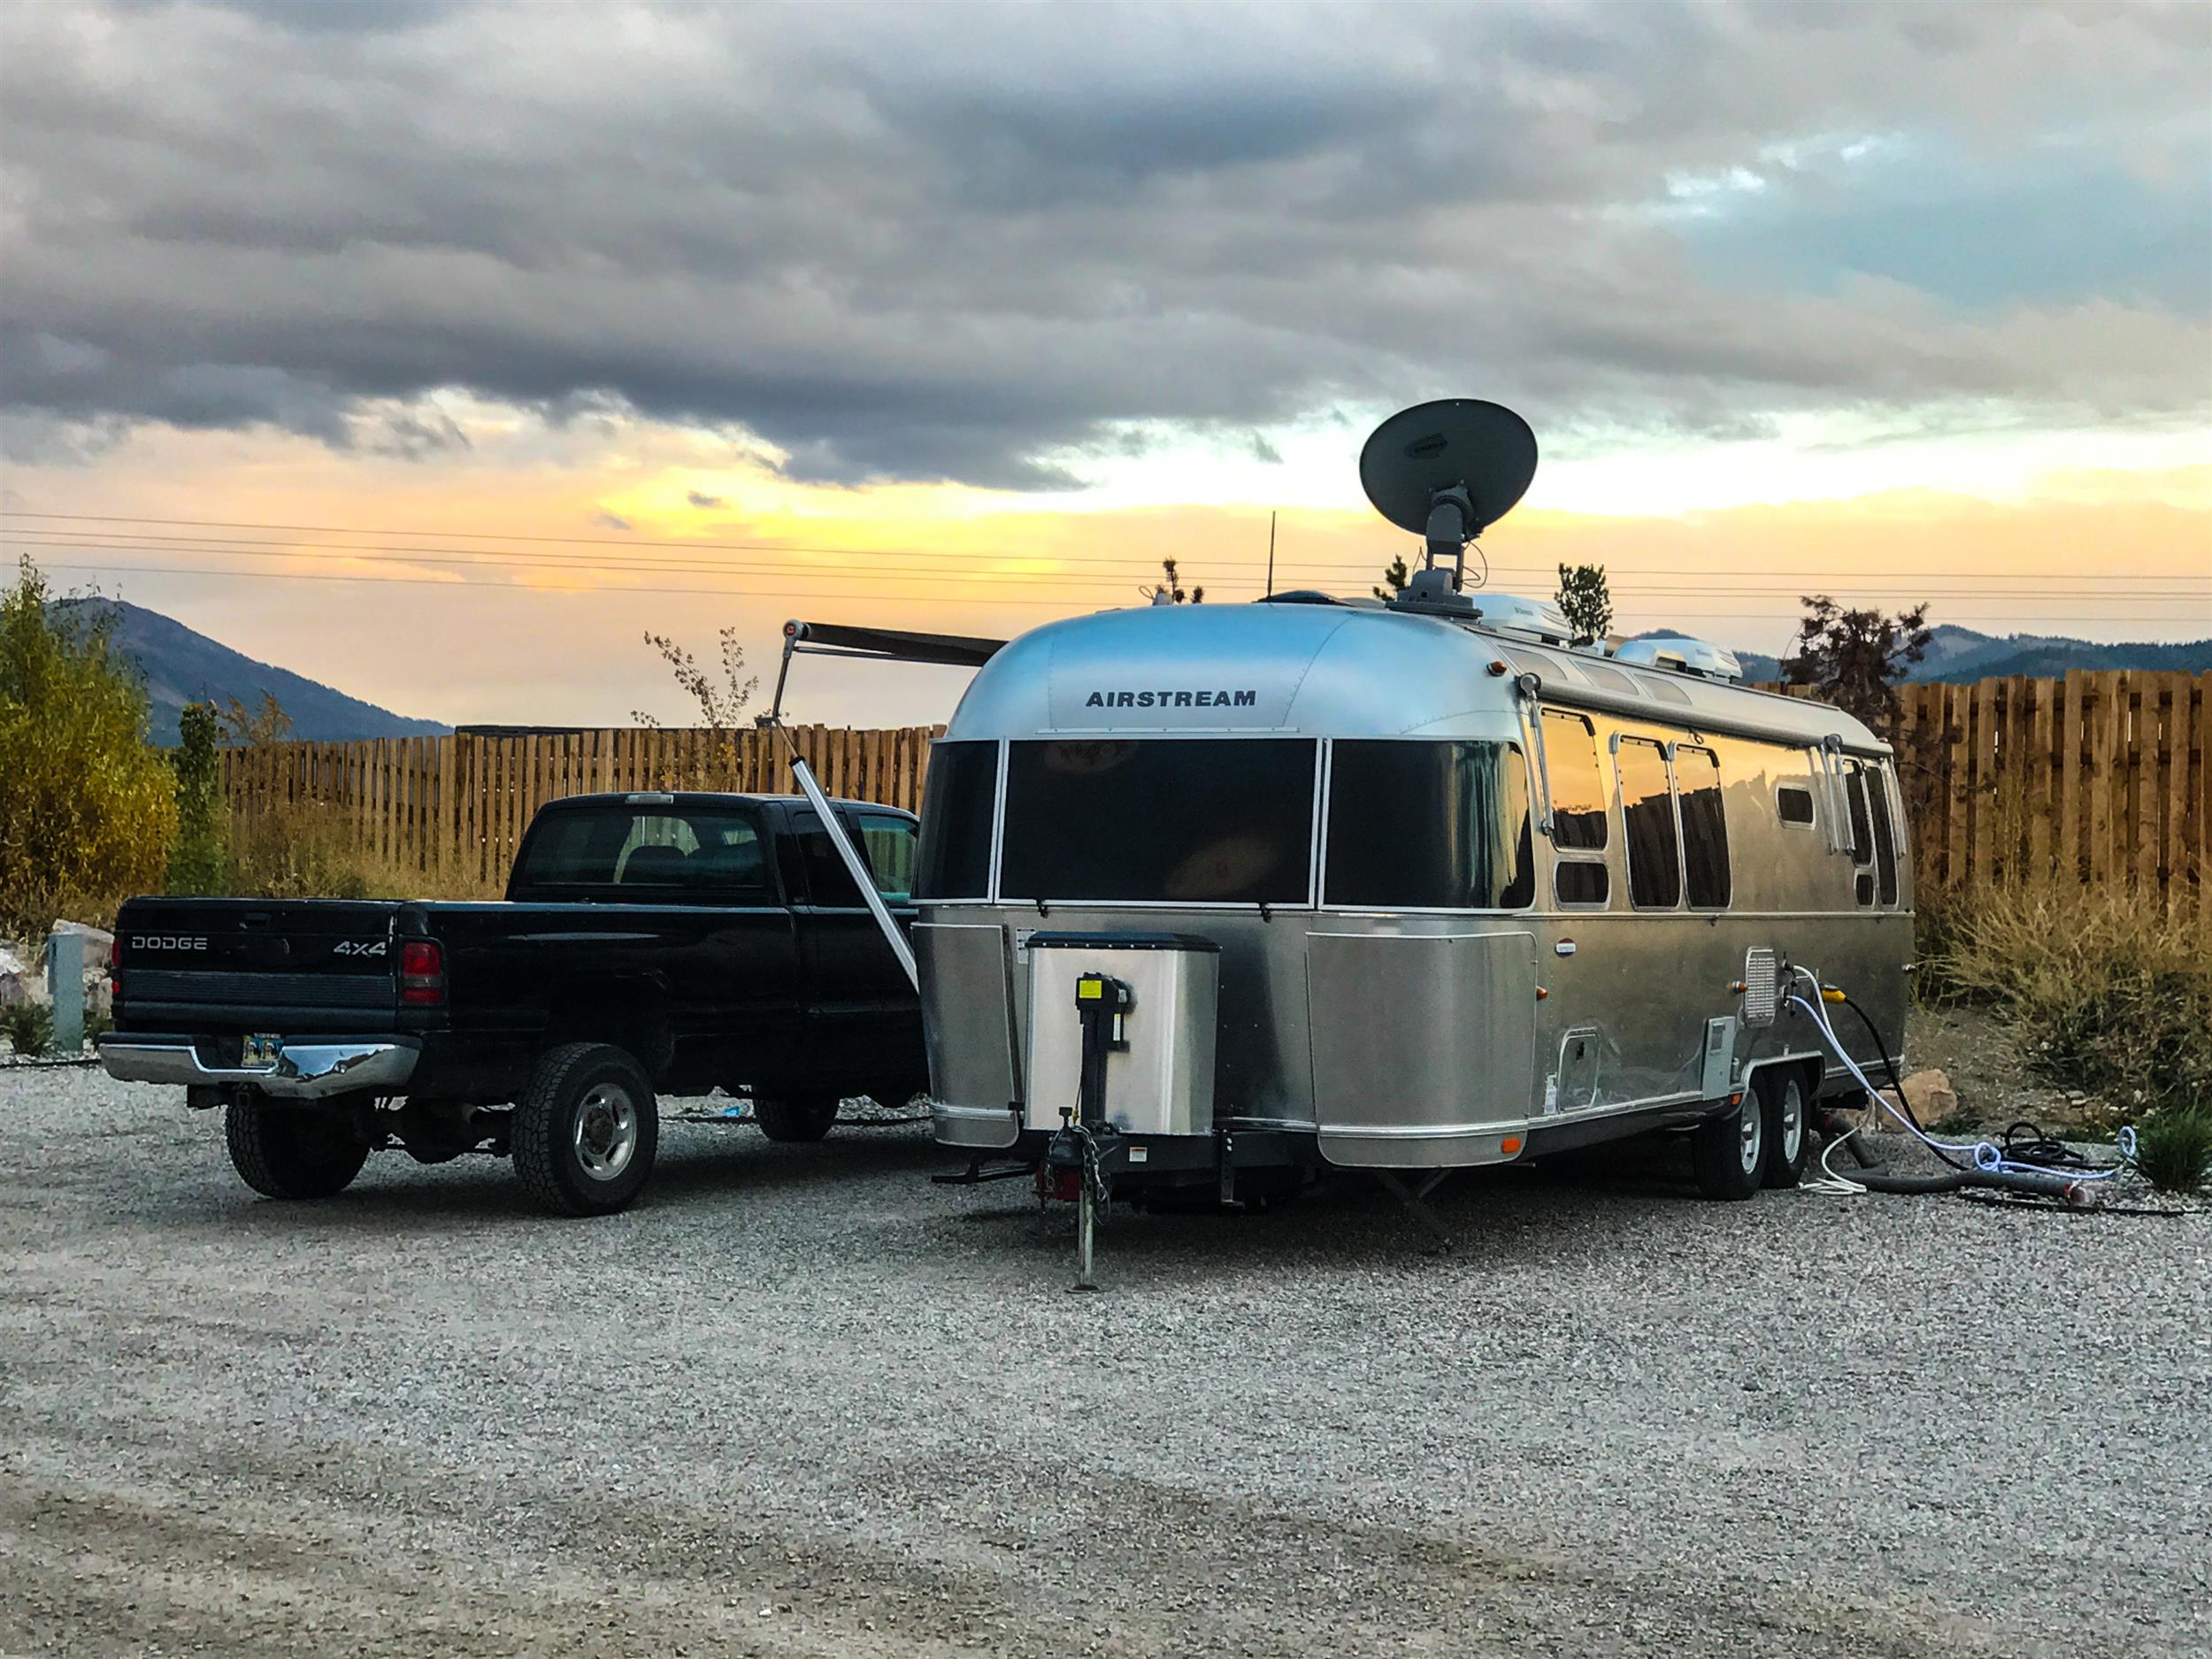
[902,401,1911,1226]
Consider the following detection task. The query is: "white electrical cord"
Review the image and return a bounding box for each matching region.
[1786,964,2136,1183]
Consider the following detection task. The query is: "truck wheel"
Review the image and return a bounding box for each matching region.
[752,1094,840,1143]
[1758,1068,1812,1189]
[225,1097,369,1200]
[1690,1094,1765,1201]
[513,1043,659,1217]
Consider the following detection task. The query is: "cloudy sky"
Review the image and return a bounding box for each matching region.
[2,0,2206,727]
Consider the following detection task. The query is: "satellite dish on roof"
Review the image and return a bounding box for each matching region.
[1359,399,1539,614]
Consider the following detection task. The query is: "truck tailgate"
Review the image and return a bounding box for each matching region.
[115,898,404,1033]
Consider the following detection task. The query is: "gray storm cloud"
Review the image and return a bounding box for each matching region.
[1,1,2205,484]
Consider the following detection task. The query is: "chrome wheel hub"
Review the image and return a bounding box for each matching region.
[1738,1097,1764,1176]
[1778,1080,1805,1164]
[574,1084,638,1180]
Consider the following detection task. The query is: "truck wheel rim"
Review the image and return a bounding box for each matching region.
[1778,1079,1805,1164]
[1738,1098,1763,1176]
[574,1084,638,1180]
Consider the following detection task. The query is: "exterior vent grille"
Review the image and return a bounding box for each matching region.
[1741,948,1778,1026]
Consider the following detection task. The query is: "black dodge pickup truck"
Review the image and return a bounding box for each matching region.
[98,792,928,1216]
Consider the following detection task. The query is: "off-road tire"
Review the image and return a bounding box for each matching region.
[225,1097,369,1200]
[512,1042,658,1217]
[1690,1094,1766,1201]
[1758,1067,1813,1189]
[752,1094,841,1143]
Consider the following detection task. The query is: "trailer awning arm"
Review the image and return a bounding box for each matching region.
[767,618,1005,724]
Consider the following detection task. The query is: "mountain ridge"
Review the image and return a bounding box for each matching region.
[51,597,449,745]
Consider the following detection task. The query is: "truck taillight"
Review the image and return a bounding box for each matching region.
[399,940,445,1006]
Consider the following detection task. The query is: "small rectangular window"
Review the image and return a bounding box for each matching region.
[1677,745,1730,910]
[1616,737,1680,909]
[1540,710,1608,851]
[1555,860,1609,906]
[514,807,767,896]
[1326,741,1533,910]
[915,741,997,900]
[1777,786,1816,826]
[856,811,918,903]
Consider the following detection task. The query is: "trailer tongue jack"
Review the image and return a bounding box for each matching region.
[1048,972,1132,1291]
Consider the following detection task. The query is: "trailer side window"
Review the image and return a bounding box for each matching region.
[1000,739,1316,905]
[1325,741,1533,910]
[1555,861,1609,906]
[1776,787,1816,826]
[1868,764,1900,907]
[1843,767,1873,865]
[915,740,997,900]
[1615,737,1680,909]
[1540,710,1608,850]
[1677,745,1730,909]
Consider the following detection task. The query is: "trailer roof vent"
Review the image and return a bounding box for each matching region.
[1614,634,1744,682]
[1467,593,1572,648]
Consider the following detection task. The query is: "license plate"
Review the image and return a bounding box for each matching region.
[241,1034,282,1067]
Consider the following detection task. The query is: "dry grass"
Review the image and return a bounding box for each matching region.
[223,804,501,903]
[1921,880,2210,1112]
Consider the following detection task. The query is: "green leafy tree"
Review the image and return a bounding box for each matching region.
[1555,563,1613,645]
[1782,595,1932,741]
[1373,554,1412,602]
[166,701,227,895]
[0,557,178,933]
[215,689,293,747]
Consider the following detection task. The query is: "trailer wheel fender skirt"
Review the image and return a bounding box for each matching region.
[225,1096,370,1201]
[512,1042,660,1217]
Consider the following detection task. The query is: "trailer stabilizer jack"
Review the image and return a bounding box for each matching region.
[1373,1169,1455,1252]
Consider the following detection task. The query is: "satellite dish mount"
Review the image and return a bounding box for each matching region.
[1359,400,1539,616]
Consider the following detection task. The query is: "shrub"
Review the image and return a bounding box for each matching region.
[2131,1107,2212,1195]
[2,1002,54,1058]
[166,701,227,895]
[0,558,178,935]
[1924,880,2211,1109]
[220,803,497,903]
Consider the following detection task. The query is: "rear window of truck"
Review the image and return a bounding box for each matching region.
[514,808,771,896]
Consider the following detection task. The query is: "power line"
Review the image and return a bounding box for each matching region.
[30,560,2200,626]
[9,534,2200,603]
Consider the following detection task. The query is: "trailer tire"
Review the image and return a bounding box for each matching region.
[512,1042,658,1217]
[1690,1094,1765,1201]
[225,1097,368,1200]
[1758,1068,1813,1189]
[752,1094,840,1143]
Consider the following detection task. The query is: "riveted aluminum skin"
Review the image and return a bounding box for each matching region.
[919,602,1910,1171]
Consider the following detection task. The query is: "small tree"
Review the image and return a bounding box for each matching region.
[1148,558,1203,605]
[1555,563,1613,645]
[1782,595,1932,741]
[0,557,178,933]
[166,701,227,895]
[216,690,292,748]
[633,626,759,787]
[1373,553,1412,603]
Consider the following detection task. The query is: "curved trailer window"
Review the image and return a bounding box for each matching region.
[1325,741,1533,910]
[1616,738,1680,909]
[999,739,1317,905]
[916,741,998,900]
[1676,744,1731,910]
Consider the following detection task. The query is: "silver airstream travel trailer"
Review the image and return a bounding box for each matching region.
[903,402,1913,1228]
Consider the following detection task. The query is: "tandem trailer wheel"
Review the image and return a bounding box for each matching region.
[1690,1093,1766,1201]
[751,1094,841,1143]
[512,1042,660,1217]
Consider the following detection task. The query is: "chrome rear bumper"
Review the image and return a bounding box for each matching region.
[96,1037,419,1100]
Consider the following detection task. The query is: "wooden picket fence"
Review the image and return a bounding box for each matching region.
[221,726,941,890]
[1890,671,2206,915]
[221,672,2208,912]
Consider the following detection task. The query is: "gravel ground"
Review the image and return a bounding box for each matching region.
[3,1068,2208,1659]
